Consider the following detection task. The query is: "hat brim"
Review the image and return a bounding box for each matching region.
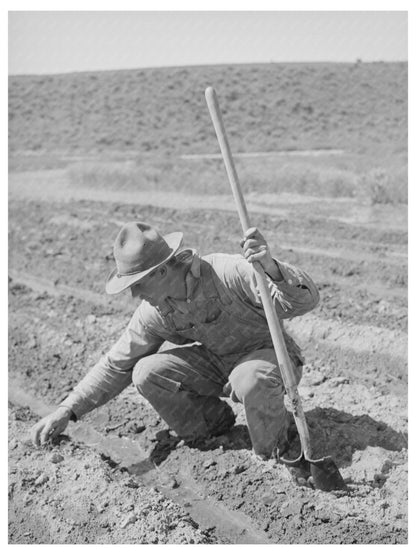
[105,232,184,295]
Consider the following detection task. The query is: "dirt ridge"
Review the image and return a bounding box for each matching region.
[287,314,407,362]
[9,270,406,376]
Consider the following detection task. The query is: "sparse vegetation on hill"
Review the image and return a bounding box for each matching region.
[8,62,407,155]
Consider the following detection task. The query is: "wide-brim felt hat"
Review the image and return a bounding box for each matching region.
[105,221,183,295]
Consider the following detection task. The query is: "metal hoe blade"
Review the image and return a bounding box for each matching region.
[281,452,347,492]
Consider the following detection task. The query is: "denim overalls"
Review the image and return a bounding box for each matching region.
[133,255,304,457]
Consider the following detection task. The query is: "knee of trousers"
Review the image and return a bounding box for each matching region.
[229,360,283,402]
[132,354,165,397]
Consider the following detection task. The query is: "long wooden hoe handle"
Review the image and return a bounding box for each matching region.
[205,87,312,458]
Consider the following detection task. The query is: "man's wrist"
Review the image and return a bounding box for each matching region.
[58,405,77,422]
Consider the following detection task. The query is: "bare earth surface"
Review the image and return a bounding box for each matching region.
[8,165,407,544]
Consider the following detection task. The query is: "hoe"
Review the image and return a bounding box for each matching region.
[205,87,346,492]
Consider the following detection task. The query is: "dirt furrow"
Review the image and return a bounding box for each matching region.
[8,270,119,308]
[9,384,271,544]
[8,406,218,544]
[287,315,407,373]
[280,243,406,267]
[36,207,408,260]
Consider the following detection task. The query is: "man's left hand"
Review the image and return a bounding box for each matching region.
[240,227,282,280]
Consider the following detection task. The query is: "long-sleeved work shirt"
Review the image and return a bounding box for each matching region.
[61,250,319,418]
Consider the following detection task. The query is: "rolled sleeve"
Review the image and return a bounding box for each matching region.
[267,259,320,317]
[227,256,319,319]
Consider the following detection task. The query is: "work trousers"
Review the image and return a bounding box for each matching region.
[132,344,302,458]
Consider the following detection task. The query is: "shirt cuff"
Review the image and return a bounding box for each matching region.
[59,395,96,420]
[58,404,78,422]
[272,259,304,287]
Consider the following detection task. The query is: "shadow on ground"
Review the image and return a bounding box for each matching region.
[305,407,407,467]
[148,408,407,469]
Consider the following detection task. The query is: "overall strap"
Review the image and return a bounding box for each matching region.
[157,299,174,318]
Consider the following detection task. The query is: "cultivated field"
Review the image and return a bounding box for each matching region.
[8,62,408,544]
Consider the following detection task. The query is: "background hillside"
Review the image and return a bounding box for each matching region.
[8,62,407,156]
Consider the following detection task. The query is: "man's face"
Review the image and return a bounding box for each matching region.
[130,266,168,306]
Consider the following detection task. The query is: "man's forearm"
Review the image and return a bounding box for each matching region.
[59,356,134,419]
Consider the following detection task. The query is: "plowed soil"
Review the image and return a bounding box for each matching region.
[8,168,407,544]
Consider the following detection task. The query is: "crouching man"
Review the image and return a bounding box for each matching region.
[32,221,319,460]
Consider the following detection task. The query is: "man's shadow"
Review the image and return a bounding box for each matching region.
[291,407,407,468]
[148,407,407,468]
